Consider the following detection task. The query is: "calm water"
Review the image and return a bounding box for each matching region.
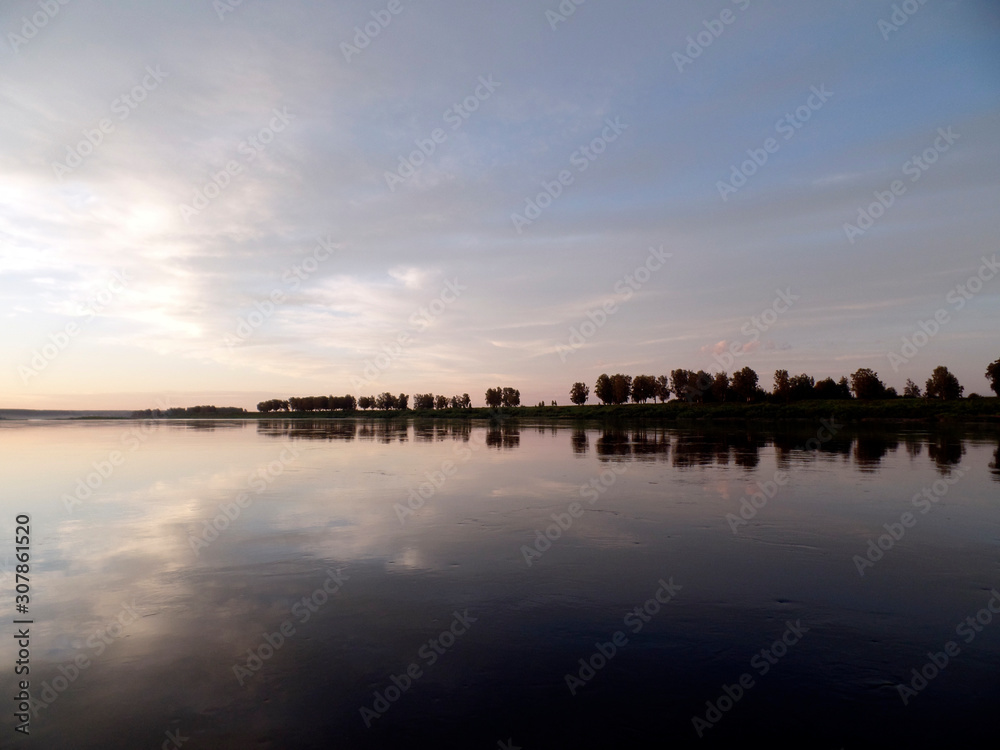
[1,418,998,748]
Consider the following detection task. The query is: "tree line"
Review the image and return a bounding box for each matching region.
[145,359,999,417]
[570,360,1000,405]
[256,390,497,413]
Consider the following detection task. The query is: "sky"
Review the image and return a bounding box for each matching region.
[1,0,998,410]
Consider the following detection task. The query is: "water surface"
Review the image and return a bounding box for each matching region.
[1,419,998,748]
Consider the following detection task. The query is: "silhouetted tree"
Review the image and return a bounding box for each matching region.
[414,394,434,410]
[731,367,759,403]
[813,378,840,400]
[773,370,791,402]
[435,395,449,410]
[710,371,730,403]
[986,358,1000,396]
[789,373,815,401]
[257,399,289,413]
[655,375,671,402]
[375,392,397,410]
[670,369,692,402]
[595,374,613,405]
[631,375,656,404]
[850,368,886,400]
[837,376,852,399]
[485,388,502,408]
[397,393,409,410]
[501,387,520,407]
[925,366,963,400]
[903,379,921,398]
[610,374,632,404]
[570,382,589,405]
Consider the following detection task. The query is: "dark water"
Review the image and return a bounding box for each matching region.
[2,418,999,748]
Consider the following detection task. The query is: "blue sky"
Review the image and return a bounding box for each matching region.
[1,0,998,408]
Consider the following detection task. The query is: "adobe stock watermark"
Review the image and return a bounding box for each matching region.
[340,0,407,63]
[686,287,799,402]
[546,0,588,31]
[852,468,965,576]
[691,620,809,738]
[188,445,301,554]
[384,75,500,192]
[896,589,1000,705]
[350,278,465,390]
[555,246,672,361]
[716,85,832,201]
[18,269,130,384]
[178,107,293,222]
[6,0,72,54]
[233,568,349,686]
[213,0,249,22]
[673,0,752,73]
[51,65,168,180]
[521,463,628,566]
[395,426,496,524]
[510,117,628,233]
[223,234,338,349]
[564,577,681,695]
[156,727,189,750]
[843,126,959,244]
[878,0,931,41]
[727,418,841,533]
[359,609,477,728]
[62,398,174,513]
[26,599,142,719]
[887,253,998,371]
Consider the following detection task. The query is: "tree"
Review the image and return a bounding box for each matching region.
[773,370,790,402]
[789,374,815,401]
[631,375,656,404]
[610,374,632,404]
[655,375,671,403]
[594,374,613,405]
[986,358,1000,396]
[485,388,502,408]
[501,387,520,407]
[813,378,840,400]
[850,368,886,400]
[570,382,589,405]
[709,371,730,403]
[397,393,409,410]
[903,379,921,398]
[358,396,374,410]
[689,371,712,403]
[837,376,852,399]
[256,398,288,413]
[925,366,963,400]
[435,395,449,410]
[414,394,434,410]
[731,367,759,403]
[670,369,692,402]
[461,393,472,408]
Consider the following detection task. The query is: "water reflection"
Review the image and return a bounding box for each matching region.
[992,436,1000,480]
[3,419,998,748]
[927,431,966,474]
[853,432,897,472]
[485,421,519,449]
[257,419,357,441]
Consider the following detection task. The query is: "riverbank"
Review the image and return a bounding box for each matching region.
[130,398,1000,424]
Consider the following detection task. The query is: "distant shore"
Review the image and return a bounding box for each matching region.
[123,398,1000,423]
